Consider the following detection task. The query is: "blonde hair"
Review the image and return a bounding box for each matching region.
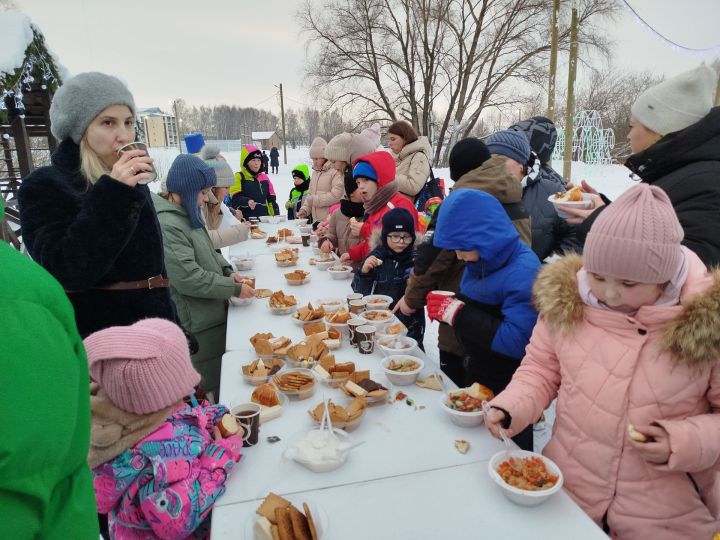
[79,137,112,186]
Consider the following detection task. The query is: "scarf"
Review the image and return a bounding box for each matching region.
[521,152,541,189]
[88,383,180,468]
[363,180,400,215]
[340,198,365,218]
[576,247,690,315]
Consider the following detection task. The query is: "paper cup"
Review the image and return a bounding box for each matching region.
[231,403,261,446]
[116,141,157,184]
[356,325,377,355]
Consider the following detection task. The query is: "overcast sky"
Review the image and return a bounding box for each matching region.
[14,0,720,119]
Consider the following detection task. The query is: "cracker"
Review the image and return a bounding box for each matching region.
[274,507,294,540]
[256,492,291,524]
[289,505,313,540]
[303,503,319,540]
[303,321,326,336]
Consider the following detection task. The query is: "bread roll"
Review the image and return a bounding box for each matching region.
[218,414,240,438]
[627,424,648,443]
[252,383,281,407]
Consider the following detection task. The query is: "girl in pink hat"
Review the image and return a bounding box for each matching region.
[85,318,243,540]
[485,183,720,539]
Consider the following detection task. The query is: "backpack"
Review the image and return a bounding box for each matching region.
[414,164,445,214]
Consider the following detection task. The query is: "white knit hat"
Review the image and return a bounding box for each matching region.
[309,137,327,159]
[631,65,718,136]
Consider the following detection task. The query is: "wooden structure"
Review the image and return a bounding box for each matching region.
[0,14,62,249]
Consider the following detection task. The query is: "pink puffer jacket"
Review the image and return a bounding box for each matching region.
[492,252,720,540]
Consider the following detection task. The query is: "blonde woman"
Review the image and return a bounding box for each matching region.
[19,72,177,338]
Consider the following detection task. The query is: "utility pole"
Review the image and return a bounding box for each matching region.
[172,100,182,153]
[278,83,287,165]
[562,4,578,182]
[547,0,560,121]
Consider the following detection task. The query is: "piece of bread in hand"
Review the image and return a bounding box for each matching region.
[217,414,240,438]
[627,424,648,443]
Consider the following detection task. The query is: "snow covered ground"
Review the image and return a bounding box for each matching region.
[149,145,636,451]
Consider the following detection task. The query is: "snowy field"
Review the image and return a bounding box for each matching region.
[150,144,637,451]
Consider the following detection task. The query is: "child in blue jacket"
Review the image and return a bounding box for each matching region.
[352,207,425,348]
[427,189,540,450]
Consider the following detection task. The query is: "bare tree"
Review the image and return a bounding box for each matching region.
[300,0,616,164]
[302,107,322,143]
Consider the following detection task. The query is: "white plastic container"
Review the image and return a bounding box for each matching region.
[438,394,485,427]
[381,355,424,386]
[488,450,564,507]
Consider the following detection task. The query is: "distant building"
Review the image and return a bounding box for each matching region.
[138,108,179,148]
[252,130,282,150]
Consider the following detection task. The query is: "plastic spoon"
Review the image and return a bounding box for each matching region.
[482,400,520,458]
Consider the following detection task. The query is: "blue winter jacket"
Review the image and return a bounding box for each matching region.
[433,189,540,359]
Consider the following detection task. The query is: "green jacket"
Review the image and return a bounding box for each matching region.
[0,200,98,539]
[152,193,240,334]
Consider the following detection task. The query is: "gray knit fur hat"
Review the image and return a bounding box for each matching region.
[201,145,235,188]
[50,72,136,144]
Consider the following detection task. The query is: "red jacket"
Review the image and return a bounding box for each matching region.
[346,152,418,262]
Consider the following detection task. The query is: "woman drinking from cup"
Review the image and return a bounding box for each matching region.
[18,72,176,338]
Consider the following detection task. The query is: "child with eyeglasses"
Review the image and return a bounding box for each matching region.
[351,207,425,347]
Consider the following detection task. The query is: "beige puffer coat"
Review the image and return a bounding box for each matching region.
[299,161,344,223]
[394,136,432,200]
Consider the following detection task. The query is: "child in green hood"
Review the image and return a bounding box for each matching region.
[285,163,311,220]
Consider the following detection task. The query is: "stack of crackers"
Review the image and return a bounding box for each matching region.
[294,303,324,322]
[250,333,292,358]
[273,371,315,396]
[324,308,352,324]
[312,358,358,384]
[254,492,318,540]
[286,333,335,368]
[269,291,297,309]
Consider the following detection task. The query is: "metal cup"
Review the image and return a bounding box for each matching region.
[116,141,157,184]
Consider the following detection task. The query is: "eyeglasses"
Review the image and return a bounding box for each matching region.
[387,233,413,244]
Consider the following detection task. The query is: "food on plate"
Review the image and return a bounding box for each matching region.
[325,308,351,324]
[251,383,281,407]
[303,321,326,336]
[249,333,291,356]
[242,358,283,379]
[362,309,392,321]
[277,227,294,239]
[627,424,648,443]
[455,439,470,454]
[497,455,559,491]
[273,371,315,393]
[327,265,351,272]
[287,335,334,367]
[254,288,273,298]
[269,290,297,308]
[340,374,388,399]
[309,397,367,425]
[294,303,324,322]
[378,336,413,350]
[312,364,331,380]
[317,356,355,381]
[446,382,494,412]
[416,373,444,391]
[217,414,240,438]
[386,357,421,372]
[384,322,406,335]
[286,270,311,282]
[254,492,320,540]
[367,298,388,305]
[553,186,584,202]
[266,235,278,244]
[343,380,367,397]
[275,248,300,263]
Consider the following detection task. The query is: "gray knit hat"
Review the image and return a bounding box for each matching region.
[631,65,718,136]
[201,145,235,188]
[50,72,136,144]
[486,130,531,165]
[166,154,217,229]
[324,132,352,162]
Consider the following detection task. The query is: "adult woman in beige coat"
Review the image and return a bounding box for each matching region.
[388,121,432,201]
[297,137,344,223]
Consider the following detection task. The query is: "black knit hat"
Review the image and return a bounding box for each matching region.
[381,207,416,242]
[449,137,491,181]
[343,165,357,196]
[243,149,263,168]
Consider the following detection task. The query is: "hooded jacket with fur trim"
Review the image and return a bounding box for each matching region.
[228,145,279,218]
[491,251,720,540]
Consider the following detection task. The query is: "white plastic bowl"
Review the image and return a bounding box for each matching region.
[359,309,396,330]
[316,259,335,271]
[363,294,393,310]
[438,394,485,427]
[241,358,285,386]
[230,256,256,271]
[376,335,417,356]
[488,450,564,507]
[377,322,408,339]
[259,216,271,223]
[290,312,324,326]
[381,355,424,386]
[547,192,593,219]
[327,265,352,279]
[268,303,297,316]
[285,273,311,286]
[274,368,317,400]
[229,295,255,307]
[284,427,352,473]
[316,298,343,312]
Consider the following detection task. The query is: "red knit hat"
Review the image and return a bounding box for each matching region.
[352,151,396,188]
[84,319,200,415]
[584,184,684,284]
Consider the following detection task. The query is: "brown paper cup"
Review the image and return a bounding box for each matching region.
[117,141,158,184]
[356,324,376,355]
[231,403,261,446]
[347,318,366,347]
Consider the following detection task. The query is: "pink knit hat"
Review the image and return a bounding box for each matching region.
[584,184,684,283]
[84,318,200,415]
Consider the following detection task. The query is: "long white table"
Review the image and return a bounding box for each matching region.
[214,221,607,539]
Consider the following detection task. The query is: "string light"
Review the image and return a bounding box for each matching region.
[617,0,720,56]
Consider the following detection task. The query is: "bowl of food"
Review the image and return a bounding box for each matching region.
[290,304,325,326]
[439,383,494,427]
[327,264,352,279]
[284,427,353,473]
[285,270,311,286]
[363,294,393,310]
[316,259,335,271]
[377,321,408,339]
[359,309,396,330]
[376,335,417,356]
[229,295,255,307]
[488,450,564,507]
[268,291,298,315]
[272,369,317,401]
[381,355,424,386]
[316,298,343,312]
[548,187,594,218]
[308,397,367,432]
[241,358,285,386]
[230,255,256,271]
[259,215,271,223]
